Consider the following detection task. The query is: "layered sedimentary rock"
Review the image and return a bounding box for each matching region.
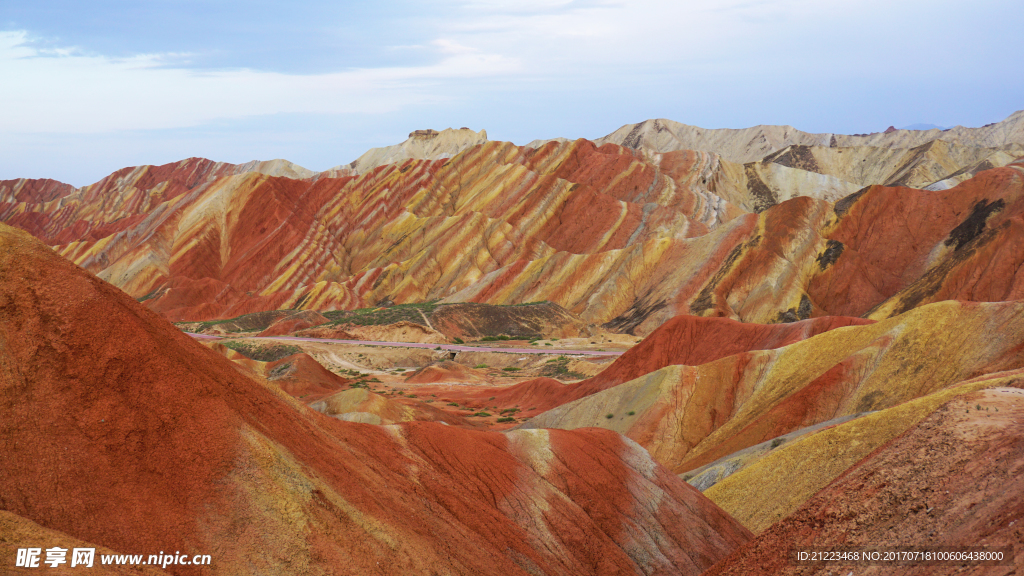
[0,223,751,575]
[708,141,1024,212]
[593,109,1024,163]
[0,140,742,327]
[704,387,1024,575]
[442,315,874,414]
[3,120,1023,337]
[524,301,1024,476]
[703,368,1024,532]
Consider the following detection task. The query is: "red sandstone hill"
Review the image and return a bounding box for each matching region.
[3,146,1024,336]
[0,222,752,574]
[704,387,1024,575]
[439,314,874,415]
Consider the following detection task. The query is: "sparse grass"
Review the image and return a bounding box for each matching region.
[474,364,489,369]
[223,341,301,362]
[540,356,587,380]
[502,367,521,372]
[480,335,511,342]
[320,301,441,327]
[136,289,161,303]
[496,417,516,423]
[472,412,492,417]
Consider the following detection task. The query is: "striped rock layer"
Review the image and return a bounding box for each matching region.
[0,223,751,576]
[704,387,1024,575]
[524,300,1024,476]
[2,135,1024,336]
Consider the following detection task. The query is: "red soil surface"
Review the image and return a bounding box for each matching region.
[0,223,751,575]
[404,360,488,384]
[263,352,350,401]
[809,164,1024,318]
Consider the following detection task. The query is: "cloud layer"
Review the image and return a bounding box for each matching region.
[1,0,1020,184]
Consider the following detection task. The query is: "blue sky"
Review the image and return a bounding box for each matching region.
[2,0,1021,186]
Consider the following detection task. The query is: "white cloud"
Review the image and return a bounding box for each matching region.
[0,30,520,134]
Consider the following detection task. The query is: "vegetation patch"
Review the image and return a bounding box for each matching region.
[322,302,441,327]
[223,341,301,362]
[540,356,587,380]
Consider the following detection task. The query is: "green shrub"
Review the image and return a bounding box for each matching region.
[605,414,614,419]
[453,337,464,344]
[472,412,492,417]
[497,417,516,423]
[474,364,488,369]
[222,341,301,362]
[502,367,521,372]
[627,411,635,416]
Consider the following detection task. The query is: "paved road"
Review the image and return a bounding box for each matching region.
[185,332,624,356]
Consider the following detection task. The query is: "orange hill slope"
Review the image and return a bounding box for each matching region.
[439,314,873,415]
[0,222,752,575]
[704,387,1024,575]
[3,145,1023,335]
[525,300,1024,475]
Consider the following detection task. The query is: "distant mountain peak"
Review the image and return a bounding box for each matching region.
[344,127,488,173]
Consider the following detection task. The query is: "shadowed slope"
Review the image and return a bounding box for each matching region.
[0,223,751,575]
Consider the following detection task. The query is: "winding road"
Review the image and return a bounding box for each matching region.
[186,333,625,356]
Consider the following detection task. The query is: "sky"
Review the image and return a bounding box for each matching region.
[2,0,1021,186]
